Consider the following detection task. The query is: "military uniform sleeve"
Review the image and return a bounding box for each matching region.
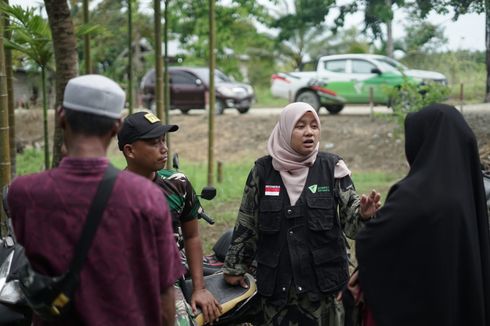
[336,174,364,239]
[179,174,201,223]
[152,190,185,290]
[223,166,260,275]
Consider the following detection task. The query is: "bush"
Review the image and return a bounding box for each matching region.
[388,79,451,136]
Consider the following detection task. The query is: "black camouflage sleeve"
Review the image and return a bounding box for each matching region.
[223,166,260,275]
[336,175,364,239]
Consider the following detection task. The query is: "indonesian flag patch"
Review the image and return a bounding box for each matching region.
[265,185,281,196]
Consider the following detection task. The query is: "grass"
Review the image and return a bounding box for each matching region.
[14,149,403,251]
[254,86,289,108]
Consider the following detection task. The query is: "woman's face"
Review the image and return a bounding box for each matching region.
[290,111,320,156]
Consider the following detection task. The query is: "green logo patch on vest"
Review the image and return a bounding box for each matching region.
[308,184,318,193]
[317,186,330,192]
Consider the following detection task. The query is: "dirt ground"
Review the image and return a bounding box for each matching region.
[12,107,490,250]
[14,108,490,174]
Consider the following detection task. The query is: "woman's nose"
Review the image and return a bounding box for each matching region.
[305,126,313,135]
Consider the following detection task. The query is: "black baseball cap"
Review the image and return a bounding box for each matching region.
[117,111,178,150]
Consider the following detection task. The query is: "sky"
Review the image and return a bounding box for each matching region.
[8,0,487,52]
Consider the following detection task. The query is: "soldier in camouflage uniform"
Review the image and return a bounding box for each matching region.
[118,111,222,326]
[223,102,380,326]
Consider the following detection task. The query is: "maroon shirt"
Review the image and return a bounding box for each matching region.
[8,157,184,326]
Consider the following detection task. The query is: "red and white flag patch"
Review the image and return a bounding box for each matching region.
[265,185,280,196]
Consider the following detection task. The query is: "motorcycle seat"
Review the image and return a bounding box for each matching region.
[180,272,256,326]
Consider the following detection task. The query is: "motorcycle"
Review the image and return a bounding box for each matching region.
[0,186,32,325]
[172,153,258,325]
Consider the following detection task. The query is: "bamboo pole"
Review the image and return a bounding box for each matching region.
[0,5,11,226]
[127,0,133,114]
[4,0,14,179]
[163,0,171,169]
[207,0,216,186]
[41,67,49,169]
[154,0,163,119]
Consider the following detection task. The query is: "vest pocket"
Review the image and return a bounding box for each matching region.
[258,199,282,234]
[256,246,280,296]
[306,196,334,230]
[311,247,348,292]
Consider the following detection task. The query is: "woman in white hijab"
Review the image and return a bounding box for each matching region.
[223,102,379,325]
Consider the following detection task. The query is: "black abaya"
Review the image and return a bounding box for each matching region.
[356,104,490,326]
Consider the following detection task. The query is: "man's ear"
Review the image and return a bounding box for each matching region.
[111,118,122,138]
[123,144,135,159]
[59,107,66,130]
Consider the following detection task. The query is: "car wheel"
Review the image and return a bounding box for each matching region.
[296,91,321,112]
[215,99,225,115]
[237,107,250,114]
[325,105,344,114]
[180,108,190,115]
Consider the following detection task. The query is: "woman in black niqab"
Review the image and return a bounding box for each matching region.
[356,104,490,326]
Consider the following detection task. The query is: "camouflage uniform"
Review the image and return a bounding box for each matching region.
[223,162,365,326]
[154,169,201,326]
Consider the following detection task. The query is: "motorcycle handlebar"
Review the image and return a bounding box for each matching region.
[198,211,215,225]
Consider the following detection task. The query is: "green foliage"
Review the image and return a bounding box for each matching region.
[0,3,53,68]
[363,0,406,38]
[411,0,484,19]
[400,20,447,54]
[267,0,337,70]
[401,51,485,103]
[167,0,276,86]
[388,79,451,135]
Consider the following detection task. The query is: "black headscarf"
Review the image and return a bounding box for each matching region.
[356,104,490,326]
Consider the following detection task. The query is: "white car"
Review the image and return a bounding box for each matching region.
[271,53,447,113]
[319,54,447,85]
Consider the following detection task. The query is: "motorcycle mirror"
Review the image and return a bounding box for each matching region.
[200,187,216,200]
[172,153,180,170]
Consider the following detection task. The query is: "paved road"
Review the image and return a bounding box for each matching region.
[168,102,489,116]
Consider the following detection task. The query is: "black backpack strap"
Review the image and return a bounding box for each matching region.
[68,164,119,274]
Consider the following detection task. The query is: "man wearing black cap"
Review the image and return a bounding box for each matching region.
[118,111,222,325]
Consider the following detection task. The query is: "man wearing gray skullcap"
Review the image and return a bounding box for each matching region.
[7,75,183,325]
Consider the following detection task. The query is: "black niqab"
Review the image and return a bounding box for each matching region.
[356,104,490,326]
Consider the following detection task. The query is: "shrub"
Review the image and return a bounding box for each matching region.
[388,79,451,136]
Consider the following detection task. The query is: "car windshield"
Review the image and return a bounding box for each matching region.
[374,57,409,71]
[372,58,402,73]
[215,70,233,82]
[190,69,233,84]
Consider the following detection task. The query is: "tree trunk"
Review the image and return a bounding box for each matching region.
[44,0,78,167]
[485,0,490,102]
[83,0,91,74]
[4,0,15,178]
[385,0,394,58]
[0,4,10,224]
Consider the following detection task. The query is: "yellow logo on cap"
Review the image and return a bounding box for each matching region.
[144,112,160,123]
